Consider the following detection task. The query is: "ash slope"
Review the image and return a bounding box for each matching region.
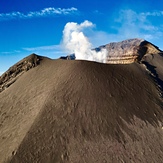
[0,55,163,163]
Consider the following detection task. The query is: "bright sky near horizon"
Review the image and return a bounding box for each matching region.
[0,0,163,74]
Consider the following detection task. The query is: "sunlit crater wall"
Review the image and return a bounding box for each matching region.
[95,38,162,64]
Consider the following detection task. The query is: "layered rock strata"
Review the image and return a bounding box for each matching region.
[97,38,162,64]
[64,39,162,64]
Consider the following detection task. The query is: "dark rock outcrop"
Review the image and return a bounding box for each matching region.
[59,54,76,60]
[0,53,41,93]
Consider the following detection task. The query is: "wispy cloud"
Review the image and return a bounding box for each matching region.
[92,10,103,15]
[88,9,163,48]
[0,7,78,21]
[0,44,65,65]
[1,50,21,55]
[0,44,66,74]
[22,44,65,58]
[112,9,163,41]
[23,45,61,52]
[141,11,163,17]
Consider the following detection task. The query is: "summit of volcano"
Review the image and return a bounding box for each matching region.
[0,39,163,163]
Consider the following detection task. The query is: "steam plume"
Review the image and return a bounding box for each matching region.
[62,20,107,63]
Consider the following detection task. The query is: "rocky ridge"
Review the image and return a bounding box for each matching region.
[0,54,41,93]
[96,38,162,64]
[1,56,163,163]
[63,38,162,64]
[0,39,162,94]
[0,39,163,162]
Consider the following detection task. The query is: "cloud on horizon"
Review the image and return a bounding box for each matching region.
[0,43,66,74]
[0,7,78,21]
[22,44,65,58]
[23,45,61,52]
[113,9,163,41]
[88,9,163,48]
[141,11,163,17]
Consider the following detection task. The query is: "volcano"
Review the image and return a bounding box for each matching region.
[0,39,163,163]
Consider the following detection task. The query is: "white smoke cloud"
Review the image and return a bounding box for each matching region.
[62,20,108,63]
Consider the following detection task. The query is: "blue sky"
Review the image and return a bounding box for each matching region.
[0,0,163,74]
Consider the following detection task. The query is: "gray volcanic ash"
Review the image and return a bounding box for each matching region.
[0,39,163,163]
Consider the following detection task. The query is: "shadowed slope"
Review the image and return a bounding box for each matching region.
[0,56,162,162]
